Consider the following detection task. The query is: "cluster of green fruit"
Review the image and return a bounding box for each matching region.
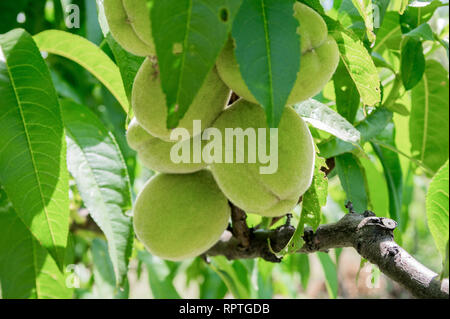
[105,0,339,261]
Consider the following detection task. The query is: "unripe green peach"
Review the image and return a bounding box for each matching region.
[126,118,207,173]
[133,170,230,261]
[216,2,339,105]
[104,0,155,57]
[132,58,230,142]
[210,99,315,217]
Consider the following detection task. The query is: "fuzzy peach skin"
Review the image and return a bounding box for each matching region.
[210,99,315,217]
[133,170,230,261]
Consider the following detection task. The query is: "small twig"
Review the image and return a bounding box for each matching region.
[206,204,449,299]
[230,203,251,248]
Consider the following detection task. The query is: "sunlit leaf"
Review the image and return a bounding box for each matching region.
[294,99,360,143]
[426,160,449,262]
[62,100,133,286]
[0,29,69,268]
[232,0,300,127]
[410,60,449,174]
[0,187,72,299]
[151,0,242,128]
[34,30,130,113]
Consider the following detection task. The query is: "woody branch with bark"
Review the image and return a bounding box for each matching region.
[205,202,449,299]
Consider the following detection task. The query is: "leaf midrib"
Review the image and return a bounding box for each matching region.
[261,0,274,123]
[174,0,193,115]
[421,72,429,163]
[66,129,120,280]
[4,58,60,265]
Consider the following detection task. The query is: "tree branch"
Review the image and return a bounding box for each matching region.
[205,208,449,299]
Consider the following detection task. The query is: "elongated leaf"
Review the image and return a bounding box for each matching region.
[232,0,300,127]
[33,30,130,112]
[106,34,145,103]
[287,156,328,254]
[256,259,274,298]
[372,0,389,30]
[62,100,133,285]
[336,153,369,213]
[302,156,328,228]
[426,160,449,261]
[401,37,425,90]
[359,156,389,217]
[351,0,376,42]
[0,187,71,299]
[371,123,403,223]
[90,239,129,299]
[210,256,250,299]
[400,1,444,33]
[297,254,310,291]
[410,60,449,173]
[151,0,242,128]
[138,251,181,299]
[317,252,338,299]
[294,99,360,143]
[336,0,366,39]
[399,0,408,14]
[301,156,327,230]
[0,30,69,268]
[373,11,402,52]
[333,61,360,123]
[318,107,392,158]
[327,19,381,106]
[404,23,434,41]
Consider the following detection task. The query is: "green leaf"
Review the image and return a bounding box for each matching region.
[401,37,425,90]
[151,0,242,129]
[33,30,130,113]
[232,0,300,127]
[373,11,402,52]
[62,100,133,286]
[333,61,360,123]
[327,19,381,106]
[90,239,129,299]
[106,33,145,103]
[410,60,449,173]
[317,252,338,299]
[359,156,389,217]
[0,187,72,299]
[210,256,250,299]
[399,0,408,14]
[400,1,444,33]
[404,23,434,41]
[286,156,327,255]
[0,29,69,268]
[389,103,410,116]
[318,107,393,158]
[301,156,328,231]
[372,0,390,29]
[371,122,403,223]
[426,160,449,262]
[294,99,360,143]
[256,259,274,298]
[299,0,325,14]
[297,254,310,290]
[351,0,376,42]
[138,251,181,299]
[335,0,366,39]
[336,153,369,213]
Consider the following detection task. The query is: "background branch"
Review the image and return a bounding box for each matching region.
[205,207,449,299]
